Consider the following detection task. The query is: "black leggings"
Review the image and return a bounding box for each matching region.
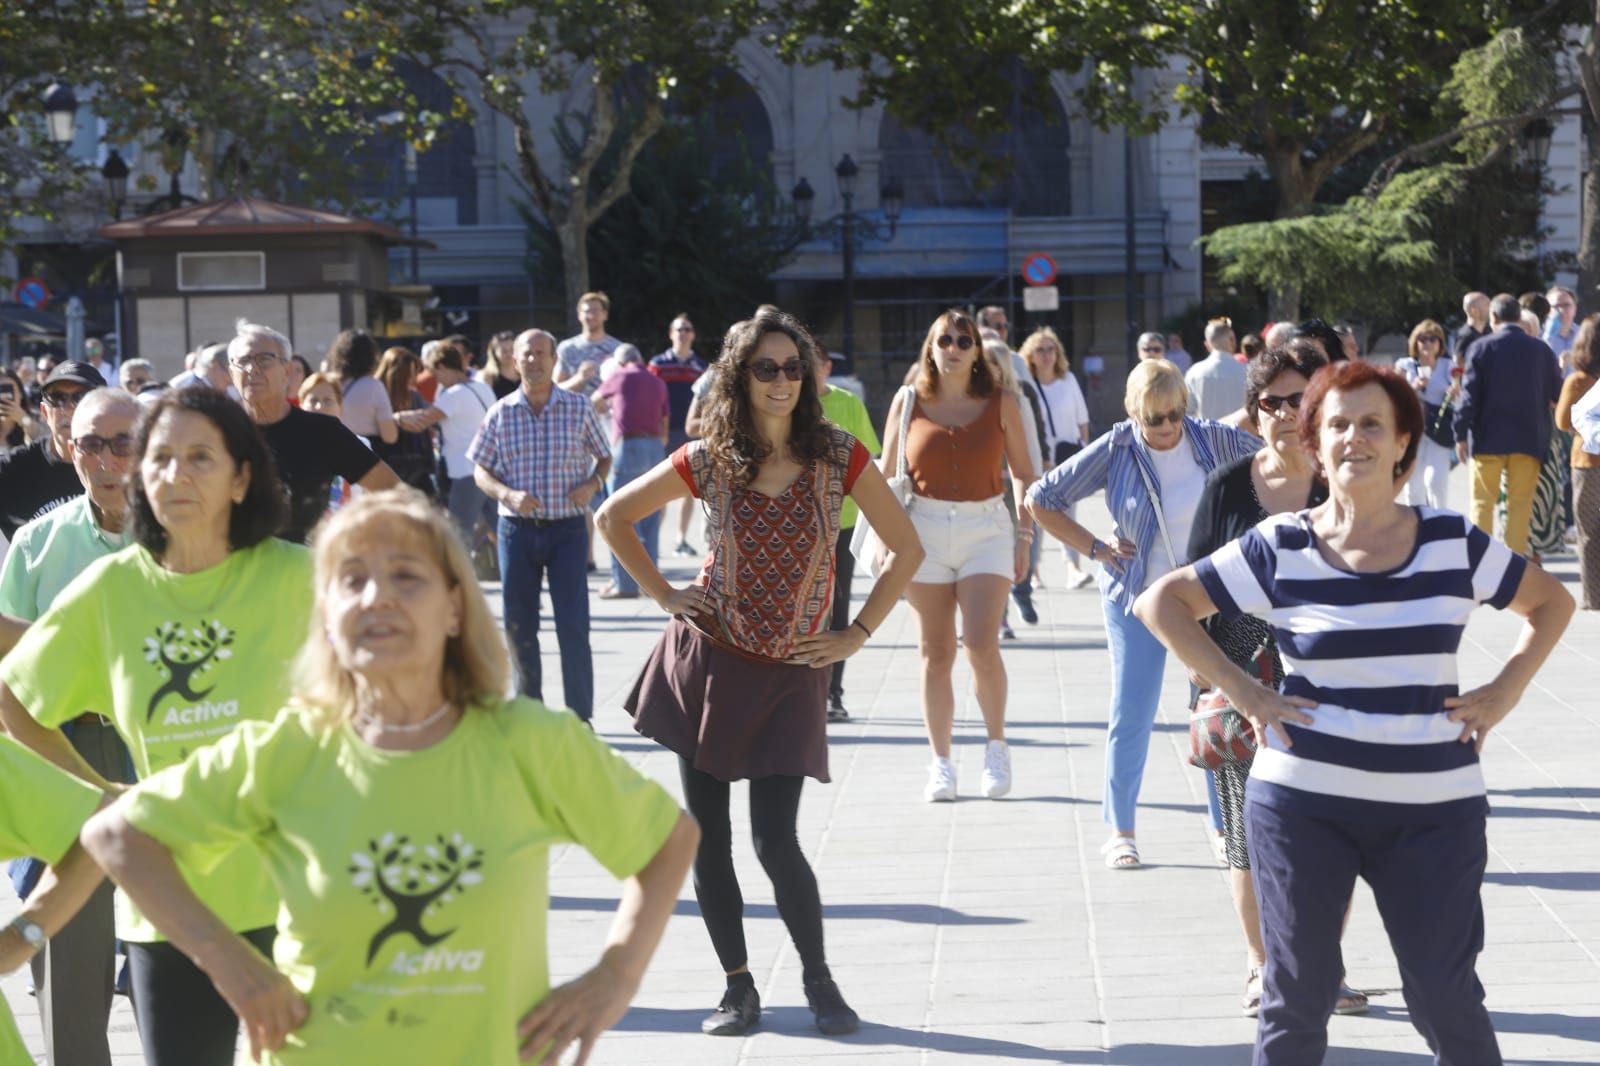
[127,926,276,1066]
[679,759,828,980]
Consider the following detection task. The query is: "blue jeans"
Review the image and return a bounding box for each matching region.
[446,475,488,549]
[608,437,666,595]
[498,514,593,720]
[1101,595,1167,832]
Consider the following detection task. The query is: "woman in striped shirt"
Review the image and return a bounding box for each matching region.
[1135,360,1573,1065]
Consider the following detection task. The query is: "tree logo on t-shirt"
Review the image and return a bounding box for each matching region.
[142,620,234,721]
[350,831,485,965]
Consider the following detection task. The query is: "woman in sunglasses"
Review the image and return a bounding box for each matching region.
[1182,343,1377,1018]
[877,309,1038,804]
[597,306,922,1039]
[1023,358,1258,869]
[1395,319,1456,509]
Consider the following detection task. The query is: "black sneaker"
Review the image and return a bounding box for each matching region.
[1012,588,1039,625]
[804,976,859,1036]
[702,982,760,1036]
[827,695,850,722]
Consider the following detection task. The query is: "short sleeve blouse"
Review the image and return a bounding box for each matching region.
[671,429,870,660]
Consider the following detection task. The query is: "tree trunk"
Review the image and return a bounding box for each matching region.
[558,210,589,318]
[1262,147,1320,322]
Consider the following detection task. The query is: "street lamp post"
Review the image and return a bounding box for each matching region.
[42,82,77,146]
[791,154,903,374]
[101,149,129,220]
[405,139,420,282]
[1522,117,1555,269]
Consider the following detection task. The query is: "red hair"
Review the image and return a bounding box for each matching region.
[1298,361,1422,484]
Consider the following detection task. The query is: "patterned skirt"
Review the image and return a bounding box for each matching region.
[1526,421,1572,556]
[1574,466,1600,609]
[626,616,830,783]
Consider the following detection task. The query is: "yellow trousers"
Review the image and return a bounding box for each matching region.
[1469,452,1541,555]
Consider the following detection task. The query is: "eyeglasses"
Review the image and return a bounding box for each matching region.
[1139,346,1164,354]
[1256,392,1304,415]
[749,358,808,382]
[42,389,88,409]
[936,334,975,351]
[1417,336,1441,346]
[73,433,135,457]
[1141,409,1185,427]
[229,353,281,372]
[673,326,695,333]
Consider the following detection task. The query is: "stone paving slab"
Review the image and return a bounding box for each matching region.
[5,465,1599,1063]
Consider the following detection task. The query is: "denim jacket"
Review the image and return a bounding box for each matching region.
[1026,417,1260,612]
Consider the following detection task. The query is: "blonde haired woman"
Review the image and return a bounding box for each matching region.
[1020,326,1092,589]
[882,310,1037,802]
[1024,360,1257,868]
[1395,319,1456,508]
[84,489,698,1065]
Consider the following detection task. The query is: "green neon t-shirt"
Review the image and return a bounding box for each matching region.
[0,732,103,1063]
[120,698,681,1066]
[821,385,882,530]
[0,537,312,941]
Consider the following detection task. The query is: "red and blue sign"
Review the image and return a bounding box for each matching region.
[14,277,50,309]
[1021,253,1057,287]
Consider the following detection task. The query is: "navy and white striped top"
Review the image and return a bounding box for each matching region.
[1194,507,1526,823]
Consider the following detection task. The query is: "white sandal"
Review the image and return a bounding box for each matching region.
[1100,835,1141,870]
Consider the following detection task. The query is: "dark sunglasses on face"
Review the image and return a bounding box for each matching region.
[749,358,808,382]
[1418,336,1441,346]
[73,433,135,457]
[936,334,975,351]
[1257,391,1304,414]
[42,389,87,409]
[1139,346,1163,354]
[1141,409,1185,427]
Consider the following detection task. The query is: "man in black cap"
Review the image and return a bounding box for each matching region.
[0,360,105,539]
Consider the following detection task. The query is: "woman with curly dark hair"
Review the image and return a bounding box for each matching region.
[597,307,923,1040]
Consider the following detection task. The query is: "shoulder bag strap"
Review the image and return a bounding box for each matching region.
[1131,443,1180,571]
[1032,372,1059,440]
[895,385,914,482]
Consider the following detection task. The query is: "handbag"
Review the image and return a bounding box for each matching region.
[1188,642,1271,770]
[1422,400,1456,449]
[849,385,915,578]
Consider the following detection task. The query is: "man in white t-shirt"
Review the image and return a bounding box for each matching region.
[555,291,622,396]
[424,342,497,546]
[1184,319,1248,421]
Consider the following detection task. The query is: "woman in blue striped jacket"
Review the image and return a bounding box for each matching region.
[1135,360,1573,1065]
[1023,359,1258,869]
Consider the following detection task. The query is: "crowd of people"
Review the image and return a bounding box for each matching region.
[0,283,1582,1066]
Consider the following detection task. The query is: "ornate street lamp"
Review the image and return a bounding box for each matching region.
[42,82,78,146]
[102,149,129,219]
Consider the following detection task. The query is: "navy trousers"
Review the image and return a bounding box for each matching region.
[498,513,593,720]
[1246,799,1500,1066]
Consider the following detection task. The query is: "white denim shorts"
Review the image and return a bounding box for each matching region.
[907,494,1014,584]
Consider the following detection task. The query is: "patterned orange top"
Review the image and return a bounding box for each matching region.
[672,429,872,660]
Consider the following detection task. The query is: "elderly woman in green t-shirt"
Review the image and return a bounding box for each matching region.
[84,489,699,1066]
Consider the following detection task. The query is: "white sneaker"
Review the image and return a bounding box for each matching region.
[981,740,1012,798]
[924,757,957,802]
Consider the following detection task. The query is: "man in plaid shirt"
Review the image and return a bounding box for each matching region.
[469,328,612,720]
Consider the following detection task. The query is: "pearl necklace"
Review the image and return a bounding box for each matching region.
[352,701,455,735]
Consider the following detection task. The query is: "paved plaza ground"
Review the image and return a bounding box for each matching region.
[6,467,1600,1063]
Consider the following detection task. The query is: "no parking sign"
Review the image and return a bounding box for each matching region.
[1020,253,1056,287]
[14,277,50,309]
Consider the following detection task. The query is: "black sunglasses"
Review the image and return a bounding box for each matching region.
[42,389,89,409]
[749,358,808,382]
[1257,392,1304,414]
[73,433,136,457]
[936,334,975,351]
[1141,409,1185,427]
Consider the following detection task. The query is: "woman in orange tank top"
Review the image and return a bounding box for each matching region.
[879,309,1038,802]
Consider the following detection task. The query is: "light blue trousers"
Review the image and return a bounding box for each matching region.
[1101,594,1224,834]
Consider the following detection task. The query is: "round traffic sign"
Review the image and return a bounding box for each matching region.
[14,277,50,310]
[1021,253,1057,287]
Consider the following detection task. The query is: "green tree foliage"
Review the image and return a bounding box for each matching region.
[522,117,801,346]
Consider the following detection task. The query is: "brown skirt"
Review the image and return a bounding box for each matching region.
[626,616,830,783]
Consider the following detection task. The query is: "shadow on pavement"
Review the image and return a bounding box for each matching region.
[1491,786,1600,799]
[1485,804,1600,821]
[1483,870,1600,890]
[551,895,1024,926]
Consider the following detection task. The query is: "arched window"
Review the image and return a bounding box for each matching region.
[876,71,1070,216]
[348,60,478,226]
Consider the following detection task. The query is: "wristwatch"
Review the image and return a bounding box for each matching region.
[7,915,45,951]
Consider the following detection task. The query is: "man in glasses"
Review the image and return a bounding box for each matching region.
[0,360,105,540]
[0,386,138,1066]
